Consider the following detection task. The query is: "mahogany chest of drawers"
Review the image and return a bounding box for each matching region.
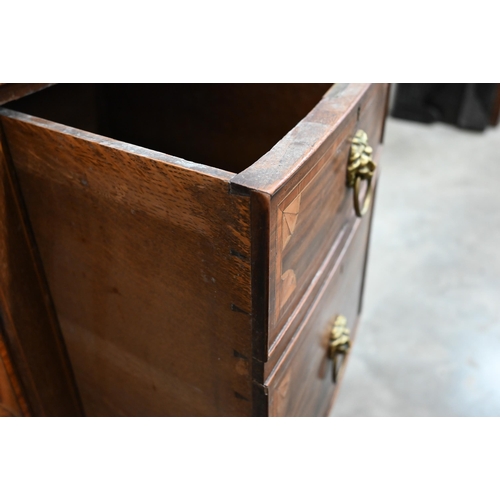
[0,83,389,416]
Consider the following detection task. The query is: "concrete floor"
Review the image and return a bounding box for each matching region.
[331,117,500,417]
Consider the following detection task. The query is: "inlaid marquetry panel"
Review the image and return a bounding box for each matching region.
[268,207,374,416]
[268,83,388,352]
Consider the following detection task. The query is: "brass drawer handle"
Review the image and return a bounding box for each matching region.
[328,315,351,383]
[347,130,377,217]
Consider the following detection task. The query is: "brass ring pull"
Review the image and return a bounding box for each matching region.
[353,175,373,217]
[347,130,377,217]
[328,315,350,383]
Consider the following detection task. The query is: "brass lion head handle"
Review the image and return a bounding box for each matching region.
[347,130,377,217]
[328,315,351,383]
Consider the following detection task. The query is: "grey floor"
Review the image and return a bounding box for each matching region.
[331,117,500,417]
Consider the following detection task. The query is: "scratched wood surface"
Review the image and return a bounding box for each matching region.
[0,109,253,416]
[0,120,83,416]
[266,201,374,417]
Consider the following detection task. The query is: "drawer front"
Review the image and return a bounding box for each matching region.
[266,204,374,417]
[267,84,388,355]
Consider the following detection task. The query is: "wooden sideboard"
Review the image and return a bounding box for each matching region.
[0,83,389,416]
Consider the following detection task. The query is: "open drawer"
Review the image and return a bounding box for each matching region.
[0,84,388,416]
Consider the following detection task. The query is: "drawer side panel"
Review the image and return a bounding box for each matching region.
[0,124,83,416]
[0,111,253,416]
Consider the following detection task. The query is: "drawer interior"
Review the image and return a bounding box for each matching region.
[6,84,332,174]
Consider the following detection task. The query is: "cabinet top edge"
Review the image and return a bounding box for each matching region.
[230,83,375,196]
[0,107,234,182]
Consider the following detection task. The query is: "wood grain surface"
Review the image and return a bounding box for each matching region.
[0,120,83,416]
[0,109,253,416]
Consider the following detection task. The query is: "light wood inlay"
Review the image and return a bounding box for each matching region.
[280,269,297,309]
[281,193,301,250]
